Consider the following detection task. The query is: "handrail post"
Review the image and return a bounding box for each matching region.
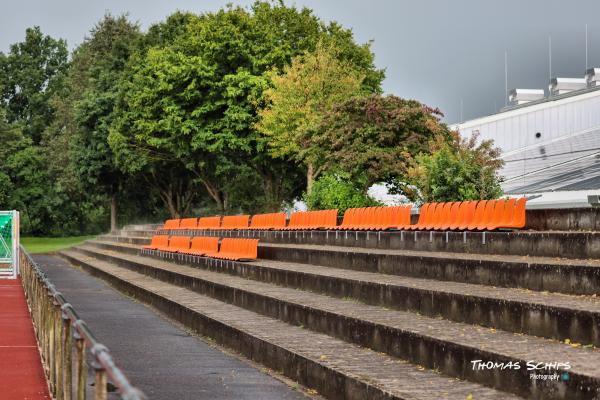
[94,367,107,400]
[48,292,56,395]
[62,311,73,400]
[75,334,86,400]
[55,301,64,400]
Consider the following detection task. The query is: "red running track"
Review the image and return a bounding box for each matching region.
[0,279,49,399]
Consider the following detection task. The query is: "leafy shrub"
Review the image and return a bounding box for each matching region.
[401,132,504,203]
[304,173,381,214]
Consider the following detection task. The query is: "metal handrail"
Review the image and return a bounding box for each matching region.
[19,245,147,400]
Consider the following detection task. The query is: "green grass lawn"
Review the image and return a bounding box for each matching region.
[21,236,95,254]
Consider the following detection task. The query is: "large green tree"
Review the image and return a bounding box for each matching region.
[110,2,383,213]
[318,94,450,191]
[68,14,141,230]
[0,26,68,144]
[255,42,368,193]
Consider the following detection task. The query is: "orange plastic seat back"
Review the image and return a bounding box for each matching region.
[421,203,439,229]
[270,213,286,229]
[401,205,412,228]
[149,235,169,248]
[168,236,190,252]
[198,216,221,229]
[458,201,477,230]
[477,200,496,230]
[190,236,219,253]
[218,238,234,255]
[413,203,430,228]
[341,208,356,227]
[220,215,249,230]
[510,198,527,228]
[500,198,516,227]
[467,201,487,230]
[244,239,259,259]
[286,213,299,229]
[178,218,198,230]
[163,219,180,230]
[435,202,453,230]
[251,212,286,229]
[249,214,264,229]
[439,201,461,230]
[487,198,506,230]
[322,209,338,228]
[426,203,444,230]
[371,207,385,229]
[449,202,466,230]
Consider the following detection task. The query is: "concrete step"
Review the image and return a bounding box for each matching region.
[85,239,600,347]
[98,235,600,296]
[258,243,600,296]
[69,243,600,400]
[122,223,162,231]
[112,229,155,238]
[59,249,521,400]
[154,228,600,260]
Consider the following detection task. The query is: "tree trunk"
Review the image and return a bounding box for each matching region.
[110,194,118,232]
[307,163,315,194]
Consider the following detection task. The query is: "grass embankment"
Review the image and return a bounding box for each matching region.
[21,236,95,254]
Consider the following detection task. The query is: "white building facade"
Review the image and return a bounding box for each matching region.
[452,77,600,209]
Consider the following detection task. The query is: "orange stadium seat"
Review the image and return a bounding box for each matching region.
[339,206,412,230]
[142,235,170,251]
[509,198,527,229]
[198,216,221,229]
[486,199,506,230]
[409,203,433,230]
[467,200,487,230]
[401,198,526,232]
[281,210,337,230]
[449,202,466,230]
[457,201,477,230]
[208,238,258,261]
[162,219,180,230]
[433,202,453,230]
[176,218,198,230]
[218,215,250,230]
[425,203,443,230]
[181,236,220,256]
[249,213,286,230]
[167,236,191,253]
[476,200,497,230]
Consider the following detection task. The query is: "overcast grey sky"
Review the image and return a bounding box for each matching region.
[0,0,597,123]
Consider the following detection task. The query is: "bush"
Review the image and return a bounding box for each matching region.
[401,132,504,203]
[304,173,381,214]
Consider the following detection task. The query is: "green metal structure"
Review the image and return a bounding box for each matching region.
[0,211,19,278]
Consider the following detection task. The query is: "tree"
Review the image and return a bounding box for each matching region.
[0,26,68,144]
[256,42,368,193]
[403,132,504,203]
[111,2,383,214]
[0,107,52,234]
[304,172,380,214]
[317,94,450,192]
[69,14,141,231]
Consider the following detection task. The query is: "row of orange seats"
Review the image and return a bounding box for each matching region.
[162,206,413,231]
[409,198,526,231]
[160,199,525,232]
[141,235,258,261]
[338,206,411,230]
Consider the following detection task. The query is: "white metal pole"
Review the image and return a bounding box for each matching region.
[586,24,589,70]
[504,51,508,107]
[12,210,19,278]
[549,36,552,80]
